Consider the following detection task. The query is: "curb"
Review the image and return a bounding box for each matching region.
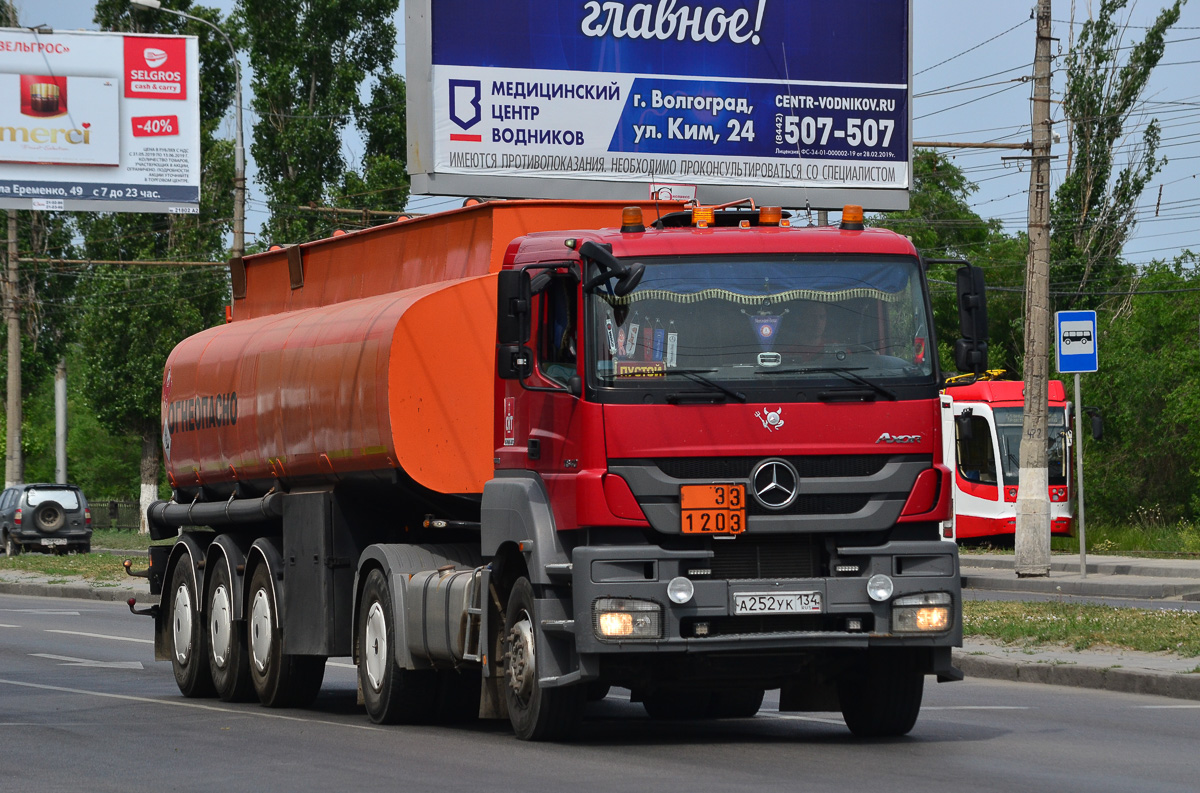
[953,649,1200,701]
[0,580,154,604]
[960,572,1200,599]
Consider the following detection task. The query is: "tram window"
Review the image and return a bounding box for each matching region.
[956,416,997,485]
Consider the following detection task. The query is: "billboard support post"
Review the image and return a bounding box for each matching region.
[131,0,243,259]
[4,211,20,487]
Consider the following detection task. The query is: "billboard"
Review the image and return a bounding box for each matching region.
[0,28,201,213]
[407,0,911,209]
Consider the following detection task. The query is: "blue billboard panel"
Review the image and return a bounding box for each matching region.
[413,0,912,205]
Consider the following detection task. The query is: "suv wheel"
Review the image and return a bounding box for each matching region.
[4,532,19,557]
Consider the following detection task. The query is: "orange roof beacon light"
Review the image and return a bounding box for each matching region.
[758,206,783,226]
[840,204,865,231]
[691,205,716,228]
[621,206,646,233]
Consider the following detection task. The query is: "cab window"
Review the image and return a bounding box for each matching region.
[956,416,998,485]
[539,276,578,384]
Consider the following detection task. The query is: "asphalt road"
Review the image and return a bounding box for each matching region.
[1,592,1197,793]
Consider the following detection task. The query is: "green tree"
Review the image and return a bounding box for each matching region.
[1077,256,1200,523]
[238,0,401,243]
[1052,0,1185,310]
[873,150,1028,375]
[334,73,410,215]
[74,0,236,529]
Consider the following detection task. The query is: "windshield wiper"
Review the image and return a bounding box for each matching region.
[665,369,747,403]
[758,366,896,401]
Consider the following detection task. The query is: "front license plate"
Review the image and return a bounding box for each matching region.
[680,484,745,534]
[734,591,822,615]
[40,537,67,546]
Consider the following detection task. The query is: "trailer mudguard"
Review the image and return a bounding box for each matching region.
[155,532,212,662]
[205,533,252,622]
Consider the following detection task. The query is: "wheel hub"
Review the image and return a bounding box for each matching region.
[363,601,388,691]
[249,587,272,674]
[505,610,536,702]
[209,584,233,668]
[172,582,193,665]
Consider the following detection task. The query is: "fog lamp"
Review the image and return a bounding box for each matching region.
[866,573,894,602]
[666,576,694,604]
[593,598,662,640]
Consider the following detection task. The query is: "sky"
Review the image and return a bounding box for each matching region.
[17,0,1200,267]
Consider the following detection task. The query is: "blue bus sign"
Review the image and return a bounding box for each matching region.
[1055,310,1098,373]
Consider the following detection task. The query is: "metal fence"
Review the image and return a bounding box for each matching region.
[92,500,142,531]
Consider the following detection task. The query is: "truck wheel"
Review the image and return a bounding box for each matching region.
[710,688,765,719]
[502,577,585,741]
[168,560,215,698]
[357,567,437,724]
[838,651,924,738]
[247,564,326,707]
[207,562,254,702]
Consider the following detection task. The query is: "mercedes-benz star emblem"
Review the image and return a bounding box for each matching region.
[751,458,799,509]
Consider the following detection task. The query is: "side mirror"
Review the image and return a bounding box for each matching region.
[955,409,974,442]
[1084,407,1103,441]
[954,264,988,374]
[497,344,533,380]
[615,262,645,297]
[497,270,532,345]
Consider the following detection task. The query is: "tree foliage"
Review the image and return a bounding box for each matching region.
[1052,0,1185,310]
[238,0,401,243]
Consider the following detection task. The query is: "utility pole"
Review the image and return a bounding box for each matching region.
[1016,0,1054,577]
[4,211,21,487]
[55,358,67,484]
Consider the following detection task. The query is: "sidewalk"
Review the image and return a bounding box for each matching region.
[2,551,1198,700]
[956,552,1200,700]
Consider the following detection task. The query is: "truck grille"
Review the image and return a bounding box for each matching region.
[745,493,872,517]
[707,536,823,579]
[654,455,894,480]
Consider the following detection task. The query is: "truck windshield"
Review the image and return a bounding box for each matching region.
[994,407,1068,486]
[587,254,934,401]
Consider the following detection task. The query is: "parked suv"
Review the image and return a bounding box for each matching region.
[0,484,92,555]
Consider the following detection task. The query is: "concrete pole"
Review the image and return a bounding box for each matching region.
[4,211,21,488]
[1015,0,1053,577]
[55,358,67,484]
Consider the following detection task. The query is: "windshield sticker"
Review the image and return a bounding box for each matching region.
[616,361,666,378]
[666,324,678,367]
[605,317,618,355]
[625,320,640,357]
[751,315,781,350]
[652,320,665,361]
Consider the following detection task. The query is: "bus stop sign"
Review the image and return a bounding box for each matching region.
[1055,310,1098,373]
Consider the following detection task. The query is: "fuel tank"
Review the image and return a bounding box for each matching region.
[163,200,681,497]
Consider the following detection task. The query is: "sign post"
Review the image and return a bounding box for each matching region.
[1055,310,1098,578]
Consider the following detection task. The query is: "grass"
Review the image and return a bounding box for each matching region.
[959,520,1200,558]
[91,527,171,550]
[964,600,1200,657]
[0,550,131,582]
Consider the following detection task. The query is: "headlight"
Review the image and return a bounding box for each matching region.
[893,592,952,632]
[593,598,662,640]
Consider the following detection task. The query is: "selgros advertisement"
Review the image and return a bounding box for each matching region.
[0,29,200,213]
[410,0,911,208]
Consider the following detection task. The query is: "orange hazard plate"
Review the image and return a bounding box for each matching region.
[680,484,746,534]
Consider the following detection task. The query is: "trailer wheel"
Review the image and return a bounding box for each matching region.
[357,567,437,724]
[502,577,584,741]
[838,650,924,738]
[207,562,254,702]
[247,564,326,707]
[168,560,215,698]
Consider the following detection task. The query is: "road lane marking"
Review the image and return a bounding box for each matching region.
[0,609,80,615]
[327,661,356,669]
[0,623,18,628]
[0,678,384,731]
[760,713,846,726]
[922,706,1032,710]
[1137,705,1200,709]
[44,629,153,645]
[31,654,144,669]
